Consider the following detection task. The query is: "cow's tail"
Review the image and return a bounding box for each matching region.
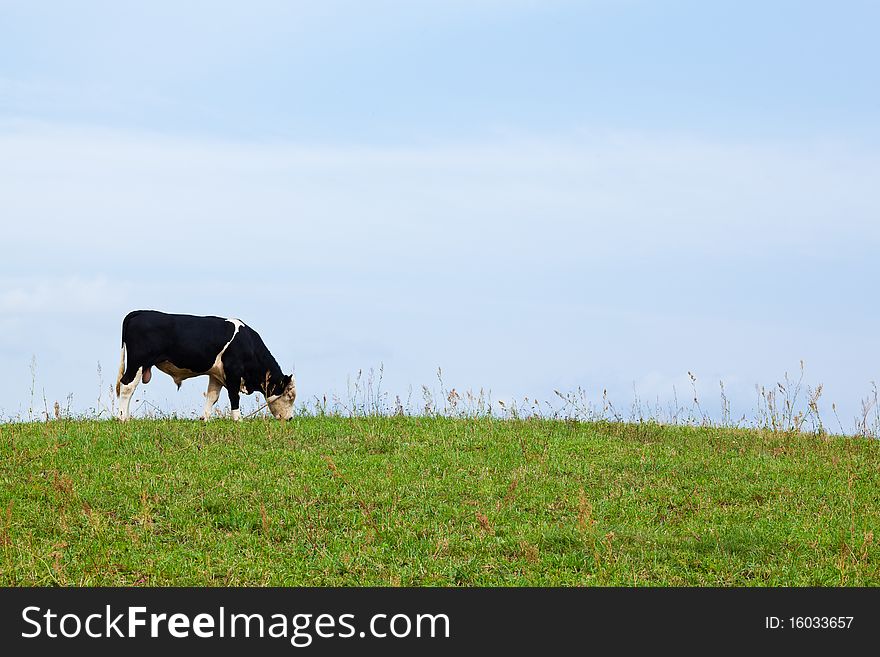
[115,344,126,397]
[116,312,136,397]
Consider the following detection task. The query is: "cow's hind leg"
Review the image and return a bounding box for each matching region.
[117,366,143,421]
[203,377,222,421]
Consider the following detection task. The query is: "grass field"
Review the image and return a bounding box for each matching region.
[1,415,879,586]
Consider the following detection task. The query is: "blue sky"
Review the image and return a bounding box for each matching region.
[1,1,878,427]
[2,1,879,142]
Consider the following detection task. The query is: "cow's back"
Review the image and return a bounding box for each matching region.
[122,310,236,374]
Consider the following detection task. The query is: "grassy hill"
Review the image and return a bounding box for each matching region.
[1,416,878,586]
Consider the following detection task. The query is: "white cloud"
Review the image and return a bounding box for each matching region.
[2,123,877,273]
[0,276,129,314]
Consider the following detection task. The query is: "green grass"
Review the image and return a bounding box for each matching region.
[1,416,879,586]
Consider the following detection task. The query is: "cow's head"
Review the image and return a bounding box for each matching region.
[265,373,297,420]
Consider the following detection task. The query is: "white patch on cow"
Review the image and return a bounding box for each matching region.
[207,318,243,384]
[203,377,222,421]
[154,318,244,388]
[232,408,242,421]
[156,361,200,388]
[117,366,143,421]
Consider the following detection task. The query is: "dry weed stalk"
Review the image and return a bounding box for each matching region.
[259,502,271,536]
[0,500,12,547]
[476,511,494,535]
[323,455,382,539]
[577,488,595,532]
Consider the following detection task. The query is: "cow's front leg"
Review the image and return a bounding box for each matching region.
[226,377,242,421]
[203,377,222,421]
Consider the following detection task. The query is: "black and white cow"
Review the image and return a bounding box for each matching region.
[115,310,296,421]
